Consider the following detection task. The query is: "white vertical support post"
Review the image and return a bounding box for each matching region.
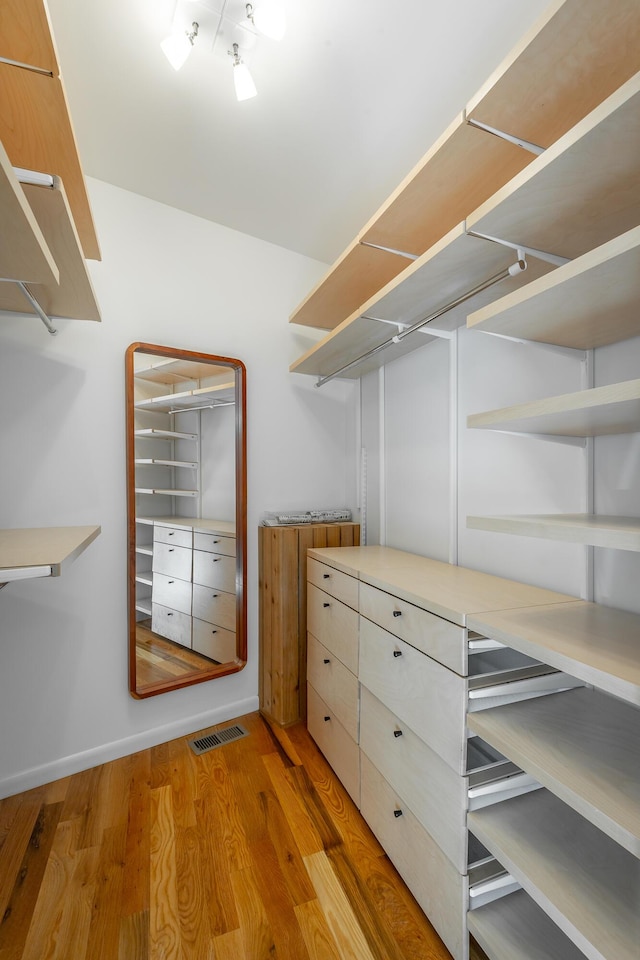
[378,365,386,546]
[449,328,459,566]
[582,349,595,601]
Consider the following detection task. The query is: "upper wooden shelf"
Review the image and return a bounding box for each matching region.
[467,377,640,437]
[468,686,640,856]
[469,890,587,960]
[290,225,552,380]
[468,789,640,960]
[467,225,640,348]
[134,359,233,385]
[0,0,58,73]
[467,513,640,552]
[134,382,236,413]
[0,525,100,583]
[467,600,640,707]
[289,0,640,332]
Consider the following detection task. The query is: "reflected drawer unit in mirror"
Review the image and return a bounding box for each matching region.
[306,545,579,960]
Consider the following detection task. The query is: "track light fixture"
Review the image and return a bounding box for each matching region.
[245,1,286,42]
[161,20,199,71]
[229,42,257,101]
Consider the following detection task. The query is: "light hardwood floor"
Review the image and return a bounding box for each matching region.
[0,712,487,960]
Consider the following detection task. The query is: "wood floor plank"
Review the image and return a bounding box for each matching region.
[230,867,277,960]
[19,819,78,960]
[174,825,213,960]
[303,850,378,960]
[262,751,325,858]
[192,770,241,938]
[122,750,151,917]
[50,844,100,960]
[84,822,128,960]
[249,834,312,959]
[119,910,149,960]
[150,786,182,960]
[212,927,244,960]
[287,765,344,852]
[259,785,316,905]
[295,898,343,960]
[0,792,44,923]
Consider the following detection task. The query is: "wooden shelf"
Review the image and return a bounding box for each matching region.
[467,513,640,552]
[135,459,198,469]
[134,382,235,413]
[134,429,197,441]
[468,377,640,437]
[467,72,640,262]
[0,525,100,582]
[467,225,640,348]
[468,789,640,960]
[134,358,234,385]
[135,600,152,617]
[467,601,640,708]
[135,489,198,498]
[289,0,640,332]
[290,225,552,380]
[468,687,640,856]
[468,890,587,960]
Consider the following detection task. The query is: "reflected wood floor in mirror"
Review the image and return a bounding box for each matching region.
[135,622,218,689]
[0,712,489,960]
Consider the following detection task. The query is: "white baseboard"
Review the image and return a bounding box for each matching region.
[0,695,260,800]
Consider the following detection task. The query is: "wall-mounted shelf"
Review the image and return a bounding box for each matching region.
[468,889,587,960]
[466,225,640,348]
[135,488,198,498]
[134,429,197,442]
[135,459,198,469]
[467,377,640,437]
[467,513,640,552]
[133,359,232,385]
[468,687,640,856]
[468,789,639,960]
[289,0,640,332]
[134,382,235,413]
[0,525,100,584]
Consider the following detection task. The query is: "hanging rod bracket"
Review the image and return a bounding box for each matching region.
[466,118,545,156]
[467,230,571,267]
[477,330,587,359]
[14,281,57,335]
[359,240,419,261]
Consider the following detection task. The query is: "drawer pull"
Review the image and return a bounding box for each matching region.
[212,558,221,562]
[393,809,403,818]
[212,594,218,598]
[167,612,173,617]
[393,729,403,738]
[392,650,403,657]
[168,531,175,536]
[168,548,174,552]
[392,610,402,618]
[323,658,330,664]
[323,573,330,579]
[168,580,174,584]
[211,630,217,635]
[213,539,220,543]
[324,716,331,722]
[323,602,330,608]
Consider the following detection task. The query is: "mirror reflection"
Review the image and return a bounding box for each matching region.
[126,343,247,698]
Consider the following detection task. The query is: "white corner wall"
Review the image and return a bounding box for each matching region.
[0,179,358,799]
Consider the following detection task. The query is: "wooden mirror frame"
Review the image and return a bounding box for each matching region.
[126,342,247,698]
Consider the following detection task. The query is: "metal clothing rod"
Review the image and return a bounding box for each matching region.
[315,257,526,387]
[15,282,57,335]
[0,55,53,77]
[359,240,420,261]
[466,118,545,156]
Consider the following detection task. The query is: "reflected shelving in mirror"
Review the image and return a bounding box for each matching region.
[126,343,247,698]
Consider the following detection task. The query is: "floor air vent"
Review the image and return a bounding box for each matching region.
[188,724,249,755]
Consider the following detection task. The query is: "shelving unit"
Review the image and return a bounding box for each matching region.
[468,890,587,960]
[467,514,640,552]
[0,525,100,584]
[289,0,640,333]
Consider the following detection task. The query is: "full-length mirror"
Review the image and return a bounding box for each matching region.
[126,343,247,698]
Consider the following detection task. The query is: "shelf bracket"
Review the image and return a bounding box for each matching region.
[358,240,420,261]
[474,329,587,360]
[467,231,571,267]
[362,315,455,340]
[9,281,58,335]
[466,118,546,156]
[483,429,587,448]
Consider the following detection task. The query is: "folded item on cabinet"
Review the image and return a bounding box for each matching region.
[262,508,352,526]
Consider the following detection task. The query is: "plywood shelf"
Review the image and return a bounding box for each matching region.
[467,225,640,348]
[468,789,640,960]
[135,459,198,469]
[289,0,640,332]
[468,687,640,856]
[467,600,640,708]
[135,489,198,498]
[133,358,233,384]
[468,890,587,960]
[468,377,640,437]
[134,382,235,413]
[467,513,640,552]
[134,429,198,441]
[0,525,100,583]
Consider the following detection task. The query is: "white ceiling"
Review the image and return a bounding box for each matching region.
[46,0,551,265]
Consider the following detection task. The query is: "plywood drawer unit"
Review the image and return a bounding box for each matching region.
[307,557,359,608]
[193,550,236,593]
[193,532,236,557]
[152,540,192,581]
[152,572,192,616]
[192,618,236,662]
[307,582,359,673]
[151,602,191,647]
[307,633,359,740]
[192,583,236,631]
[307,683,360,806]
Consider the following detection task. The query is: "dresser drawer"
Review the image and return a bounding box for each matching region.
[152,541,192,580]
[307,683,360,806]
[307,558,358,609]
[154,524,193,549]
[193,532,236,557]
[152,572,192,616]
[192,618,236,662]
[192,583,236,631]
[359,617,577,774]
[360,581,466,674]
[151,603,191,647]
[307,634,359,740]
[192,550,236,592]
[307,583,359,673]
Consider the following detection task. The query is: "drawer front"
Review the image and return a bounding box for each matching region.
[192,550,236,592]
[307,558,358,609]
[154,525,193,549]
[192,583,236,631]
[151,603,191,647]
[360,581,466,675]
[307,683,360,806]
[307,634,359,741]
[152,572,192,616]
[359,616,466,774]
[307,583,359,673]
[152,542,192,580]
[193,532,236,557]
[360,686,467,872]
[360,753,467,960]
[192,618,236,662]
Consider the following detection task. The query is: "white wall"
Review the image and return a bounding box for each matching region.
[0,179,357,798]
